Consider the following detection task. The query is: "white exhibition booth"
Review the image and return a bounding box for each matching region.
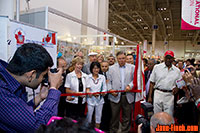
[0,16,57,67]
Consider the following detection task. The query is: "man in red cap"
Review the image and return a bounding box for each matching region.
[148,50,182,116]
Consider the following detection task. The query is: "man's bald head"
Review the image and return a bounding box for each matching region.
[150,112,174,129]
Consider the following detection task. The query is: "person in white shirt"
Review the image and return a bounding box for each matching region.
[65,57,87,119]
[86,62,107,129]
[148,51,182,116]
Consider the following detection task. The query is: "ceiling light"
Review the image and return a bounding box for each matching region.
[164,17,170,21]
[121,42,124,45]
[164,8,167,10]
[144,26,148,29]
[137,18,142,22]
[166,26,171,28]
[123,27,128,30]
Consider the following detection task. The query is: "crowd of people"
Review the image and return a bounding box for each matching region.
[0,43,200,133]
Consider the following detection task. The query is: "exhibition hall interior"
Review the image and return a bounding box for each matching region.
[0,0,200,133]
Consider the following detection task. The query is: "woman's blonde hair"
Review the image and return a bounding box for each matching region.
[68,57,84,72]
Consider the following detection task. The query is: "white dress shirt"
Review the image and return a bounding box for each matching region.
[64,71,87,104]
[150,62,182,90]
[119,65,126,90]
[86,74,107,106]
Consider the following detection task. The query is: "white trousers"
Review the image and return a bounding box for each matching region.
[87,104,103,124]
[153,89,174,116]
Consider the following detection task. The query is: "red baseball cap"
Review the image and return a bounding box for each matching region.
[164,50,174,57]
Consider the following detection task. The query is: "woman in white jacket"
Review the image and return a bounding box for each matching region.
[86,62,107,128]
[65,57,87,119]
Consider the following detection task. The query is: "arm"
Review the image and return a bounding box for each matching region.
[107,69,118,97]
[0,89,61,132]
[31,85,49,107]
[148,82,155,103]
[126,65,135,92]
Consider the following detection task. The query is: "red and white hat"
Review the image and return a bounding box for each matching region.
[164,50,174,57]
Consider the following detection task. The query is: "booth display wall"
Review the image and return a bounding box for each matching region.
[146,41,200,59]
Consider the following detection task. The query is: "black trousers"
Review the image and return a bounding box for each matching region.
[100,94,111,131]
[67,101,86,120]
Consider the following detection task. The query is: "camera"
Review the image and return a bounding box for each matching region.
[42,68,58,86]
[135,102,153,133]
[135,114,150,133]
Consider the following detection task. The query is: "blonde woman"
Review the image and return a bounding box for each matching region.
[65,57,87,119]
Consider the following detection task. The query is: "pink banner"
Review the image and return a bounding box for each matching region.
[181,0,200,30]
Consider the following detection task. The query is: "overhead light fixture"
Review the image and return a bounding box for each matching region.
[137,18,142,22]
[166,26,171,28]
[164,17,170,21]
[163,8,167,10]
[123,27,128,30]
[121,42,124,45]
[144,26,148,29]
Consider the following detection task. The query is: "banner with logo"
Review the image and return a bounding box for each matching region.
[181,0,200,30]
[9,20,57,67]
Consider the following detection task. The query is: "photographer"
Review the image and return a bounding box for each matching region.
[0,43,63,132]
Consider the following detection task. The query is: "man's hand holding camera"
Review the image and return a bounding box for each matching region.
[48,68,63,90]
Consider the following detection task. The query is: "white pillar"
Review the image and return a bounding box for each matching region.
[0,0,14,19]
[98,0,109,46]
[16,0,20,21]
[152,17,156,55]
[81,0,88,44]
[112,37,116,56]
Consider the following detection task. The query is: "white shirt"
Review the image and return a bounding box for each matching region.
[86,74,107,106]
[64,71,88,104]
[119,65,125,90]
[149,62,182,90]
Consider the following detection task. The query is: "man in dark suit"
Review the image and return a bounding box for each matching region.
[145,59,156,100]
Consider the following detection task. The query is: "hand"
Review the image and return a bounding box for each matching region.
[40,85,49,100]
[78,92,85,98]
[125,85,132,92]
[106,80,109,84]
[172,87,179,95]
[86,91,92,98]
[48,68,63,89]
[188,77,200,100]
[93,93,100,98]
[186,65,196,76]
[66,96,75,101]
[110,89,118,97]
[183,71,194,84]
[148,97,152,103]
[137,124,143,133]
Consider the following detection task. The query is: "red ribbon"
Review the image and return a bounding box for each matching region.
[60,89,141,97]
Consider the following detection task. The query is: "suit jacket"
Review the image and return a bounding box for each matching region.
[107,63,135,104]
[82,63,91,75]
[144,70,152,85]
